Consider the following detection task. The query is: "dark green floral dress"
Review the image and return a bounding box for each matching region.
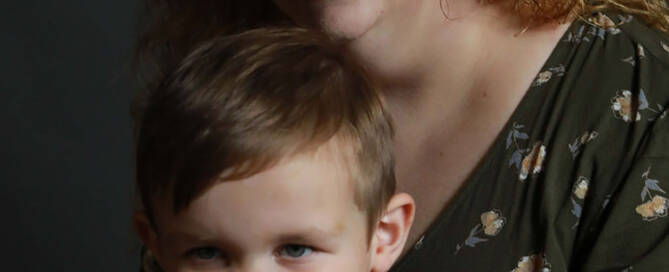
[391,12,669,272]
[140,11,669,272]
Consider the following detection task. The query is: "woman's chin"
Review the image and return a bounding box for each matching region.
[316,3,383,41]
[274,0,384,42]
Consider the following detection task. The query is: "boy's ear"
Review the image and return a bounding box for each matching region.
[369,193,415,272]
[133,211,160,257]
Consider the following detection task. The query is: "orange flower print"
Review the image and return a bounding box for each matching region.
[611,90,641,122]
[455,210,506,255]
[481,210,506,236]
[519,143,546,181]
[511,255,537,272]
[636,166,668,221]
[511,254,551,272]
[531,65,565,87]
[612,89,664,122]
[507,124,548,181]
[636,195,668,220]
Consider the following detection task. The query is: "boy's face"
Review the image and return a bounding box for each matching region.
[149,147,379,272]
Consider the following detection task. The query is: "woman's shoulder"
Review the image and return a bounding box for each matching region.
[535,13,669,270]
[565,11,669,62]
[556,11,669,75]
[612,11,669,66]
[531,10,669,196]
[537,11,669,139]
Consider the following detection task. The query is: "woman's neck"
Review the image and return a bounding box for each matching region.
[348,0,571,113]
[351,1,573,246]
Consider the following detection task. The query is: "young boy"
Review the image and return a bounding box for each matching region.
[133,27,414,272]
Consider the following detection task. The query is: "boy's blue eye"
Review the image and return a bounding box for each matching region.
[279,244,314,258]
[189,247,221,260]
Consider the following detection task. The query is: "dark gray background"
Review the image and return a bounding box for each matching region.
[2,1,140,270]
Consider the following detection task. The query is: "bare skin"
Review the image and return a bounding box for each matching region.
[273,0,572,248]
[135,143,415,272]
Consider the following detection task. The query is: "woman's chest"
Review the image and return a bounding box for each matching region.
[393,101,521,247]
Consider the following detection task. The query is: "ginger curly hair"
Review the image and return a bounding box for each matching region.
[133,0,668,92]
[504,0,669,28]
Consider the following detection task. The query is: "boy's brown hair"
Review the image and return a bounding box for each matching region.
[134,27,395,232]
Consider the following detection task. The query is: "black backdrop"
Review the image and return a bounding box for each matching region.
[2,1,140,270]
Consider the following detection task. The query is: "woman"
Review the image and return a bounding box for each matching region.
[136,0,669,270]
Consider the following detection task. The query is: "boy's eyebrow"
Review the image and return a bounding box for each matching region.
[162,226,234,245]
[275,227,342,246]
[162,230,242,254]
[163,231,224,246]
[163,225,344,245]
[163,231,209,242]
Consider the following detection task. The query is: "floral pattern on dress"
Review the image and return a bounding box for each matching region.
[506,123,547,181]
[510,253,552,272]
[519,143,547,181]
[622,44,646,66]
[574,176,589,200]
[568,131,598,159]
[564,13,632,43]
[570,176,590,229]
[481,210,506,236]
[563,25,591,43]
[611,89,666,122]
[454,210,506,255]
[637,196,669,220]
[531,65,565,87]
[611,90,641,122]
[587,13,633,37]
[661,42,669,54]
[635,166,668,221]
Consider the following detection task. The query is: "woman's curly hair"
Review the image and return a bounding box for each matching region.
[133,0,668,96]
[505,0,669,28]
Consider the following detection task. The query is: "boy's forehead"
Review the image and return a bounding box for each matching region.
[227,142,357,200]
[154,148,366,242]
[157,140,361,214]
[282,138,358,178]
[152,136,360,213]
[232,137,361,195]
